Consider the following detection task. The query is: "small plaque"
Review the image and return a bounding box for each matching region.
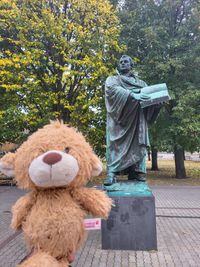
[84,218,101,230]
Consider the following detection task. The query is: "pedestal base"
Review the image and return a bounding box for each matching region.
[101,182,157,251]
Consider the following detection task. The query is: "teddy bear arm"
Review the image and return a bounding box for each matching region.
[72,188,112,219]
[11,193,34,230]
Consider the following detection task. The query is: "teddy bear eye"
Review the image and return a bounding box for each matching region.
[64,147,70,153]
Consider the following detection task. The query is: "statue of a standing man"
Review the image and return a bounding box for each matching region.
[104,55,167,185]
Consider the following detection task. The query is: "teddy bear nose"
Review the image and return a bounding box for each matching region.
[43,152,62,165]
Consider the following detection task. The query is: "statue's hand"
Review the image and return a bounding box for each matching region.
[131,92,151,101]
[140,93,151,100]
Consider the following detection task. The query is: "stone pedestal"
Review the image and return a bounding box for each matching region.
[101,182,157,251]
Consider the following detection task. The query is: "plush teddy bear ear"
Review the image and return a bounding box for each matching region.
[91,155,103,177]
[0,152,16,177]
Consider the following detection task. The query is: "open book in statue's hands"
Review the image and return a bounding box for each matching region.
[139,83,170,108]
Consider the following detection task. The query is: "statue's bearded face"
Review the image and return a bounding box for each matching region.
[119,56,132,74]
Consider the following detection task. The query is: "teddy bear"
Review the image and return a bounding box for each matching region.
[0,121,112,267]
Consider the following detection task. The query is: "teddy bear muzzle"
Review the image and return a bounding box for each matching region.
[28,150,79,188]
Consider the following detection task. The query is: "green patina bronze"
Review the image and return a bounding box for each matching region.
[104,181,152,197]
[104,55,170,186]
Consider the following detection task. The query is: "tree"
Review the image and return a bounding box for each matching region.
[0,0,122,154]
[119,0,200,178]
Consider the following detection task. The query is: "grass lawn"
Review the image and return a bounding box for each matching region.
[93,160,200,186]
[147,160,200,186]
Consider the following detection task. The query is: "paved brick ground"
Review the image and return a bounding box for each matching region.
[0,185,200,267]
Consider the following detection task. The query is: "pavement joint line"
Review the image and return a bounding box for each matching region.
[156,215,200,219]
[156,207,200,210]
[0,231,22,251]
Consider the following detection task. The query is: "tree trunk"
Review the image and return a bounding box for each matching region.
[62,108,71,123]
[151,147,159,171]
[183,149,185,160]
[147,149,151,161]
[174,146,187,178]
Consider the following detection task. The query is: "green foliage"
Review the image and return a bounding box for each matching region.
[0,0,122,154]
[170,89,200,152]
[0,107,24,145]
[120,0,200,153]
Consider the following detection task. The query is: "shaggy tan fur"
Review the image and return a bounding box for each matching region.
[0,122,112,267]
[18,252,62,267]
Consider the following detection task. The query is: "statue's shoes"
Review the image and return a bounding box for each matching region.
[128,172,146,182]
[103,176,117,186]
[135,175,146,182]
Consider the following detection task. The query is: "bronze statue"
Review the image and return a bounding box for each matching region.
[104,55,169,185]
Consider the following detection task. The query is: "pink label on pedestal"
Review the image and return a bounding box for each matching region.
[84,218,101,230]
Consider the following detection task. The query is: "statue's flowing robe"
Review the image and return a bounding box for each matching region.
[105,73,161,175]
